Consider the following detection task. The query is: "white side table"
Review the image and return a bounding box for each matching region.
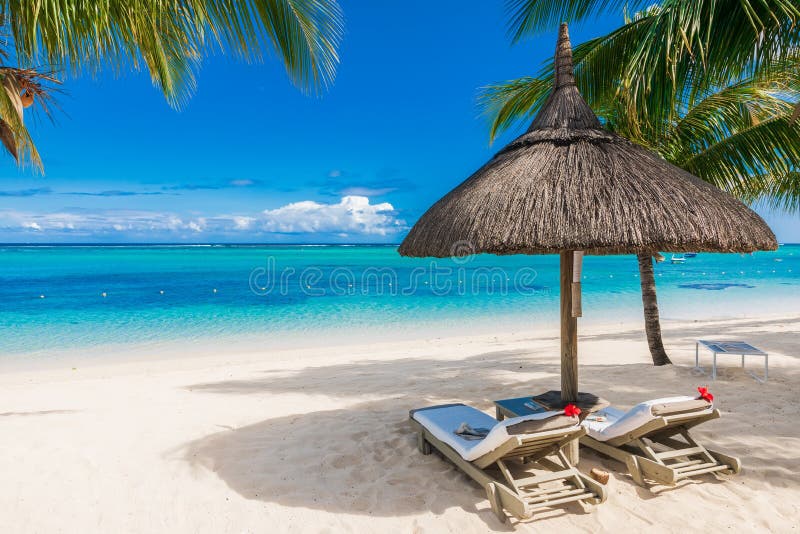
[695,340,768,383]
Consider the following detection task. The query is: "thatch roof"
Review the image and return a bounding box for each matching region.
[399,24,777,258]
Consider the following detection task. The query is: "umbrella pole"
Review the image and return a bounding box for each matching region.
[560,251,579,400]
[560,251,579,464]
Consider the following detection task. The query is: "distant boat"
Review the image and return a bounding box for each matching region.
[671,255,686,264]
[684,253,697,258]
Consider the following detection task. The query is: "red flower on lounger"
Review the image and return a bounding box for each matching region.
[564,403,581,417]
[697,386,714,403]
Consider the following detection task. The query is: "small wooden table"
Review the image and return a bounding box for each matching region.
[695,340,768,383]
[493,391,609,465]
[494,396,547,421]
[493,391,610,420]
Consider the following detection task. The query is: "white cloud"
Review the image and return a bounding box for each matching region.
[0,209,211,236]
[260,196,404,236]
[232,216,254,230]
[0,196,406,239]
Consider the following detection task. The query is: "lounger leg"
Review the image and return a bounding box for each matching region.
[582,436,648,487]
[712,353,717,380]
[417,432,431,455]
[626,456,646,487]
[576,472,607,504]
[707,449,742,474]
[564,440,579,466]
[486,483,507,523]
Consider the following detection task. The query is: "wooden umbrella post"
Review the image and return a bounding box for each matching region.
[560,251,579,402]
[560,250,579,464]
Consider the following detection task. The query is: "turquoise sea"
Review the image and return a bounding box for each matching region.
[2,244,798,358]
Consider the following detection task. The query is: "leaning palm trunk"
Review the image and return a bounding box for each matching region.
[637,254,672,366]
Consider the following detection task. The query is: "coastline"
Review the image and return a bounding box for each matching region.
[2,311,798,374]
[1,314,798,532]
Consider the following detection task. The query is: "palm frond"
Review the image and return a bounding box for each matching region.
[672,75,799,159]
[624,1,799,122]
[0,65,61,168]
[0,72,41,168]
[505,0,651,41]
[682,116,800,194]
[478,17,653,142]
[478,76,550,142]
[505,0,800,129]
[198,0,344,93]
[757,171,800,212]
[569,16,654,113]
[0,66,61,116]
[0,119,16,158]
[3,0,344,106]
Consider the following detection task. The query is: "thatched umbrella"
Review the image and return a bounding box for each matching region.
[399,24,777,407]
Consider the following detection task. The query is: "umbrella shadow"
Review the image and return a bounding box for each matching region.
[180,399,596,529]
[0,409,77,417]
[178,344,800,524]
[184,350,664,403]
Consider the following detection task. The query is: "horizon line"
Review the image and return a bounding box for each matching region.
[0,242,796,248]
[0,242,404,247]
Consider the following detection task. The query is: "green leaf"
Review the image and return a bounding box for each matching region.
[505,0,652,41]
[478,76,551,142]
[3,0,344,107]
[682,116,800,195]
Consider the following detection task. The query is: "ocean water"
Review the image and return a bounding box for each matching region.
[1,244,798,358]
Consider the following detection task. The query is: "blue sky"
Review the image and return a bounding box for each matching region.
[1,1,798,243]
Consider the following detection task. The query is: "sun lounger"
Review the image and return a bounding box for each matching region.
[580,394,741,487]
[409,403,606,523]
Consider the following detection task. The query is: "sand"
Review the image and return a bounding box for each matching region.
[1,315,799,533]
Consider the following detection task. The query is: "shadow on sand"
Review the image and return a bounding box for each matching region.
[583,317,800,360]
[0,409,77,417]
[178,326,800,526]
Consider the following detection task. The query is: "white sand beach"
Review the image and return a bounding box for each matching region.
[1,315,799,533]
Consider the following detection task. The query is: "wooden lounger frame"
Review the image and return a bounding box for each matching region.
[580,408,741,487]
[409,416,607,523]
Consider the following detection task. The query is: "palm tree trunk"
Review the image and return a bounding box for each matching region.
[637,254,672,366]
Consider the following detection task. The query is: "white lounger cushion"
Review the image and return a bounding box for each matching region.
[412,404,573,462]
[582,396,714,442]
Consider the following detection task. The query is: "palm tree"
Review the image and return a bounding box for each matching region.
[0,65,59,169]
[0,1,344,169]
[505,0,798,127]
[482,1,800,365]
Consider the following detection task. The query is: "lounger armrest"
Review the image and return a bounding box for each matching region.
[605,409,721,446]
[474,426,584,469]
[473,437,524,469]
[408,403,466,420]
[663,408,720,431]
[605,418,669,447]
[651,399,712,417]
